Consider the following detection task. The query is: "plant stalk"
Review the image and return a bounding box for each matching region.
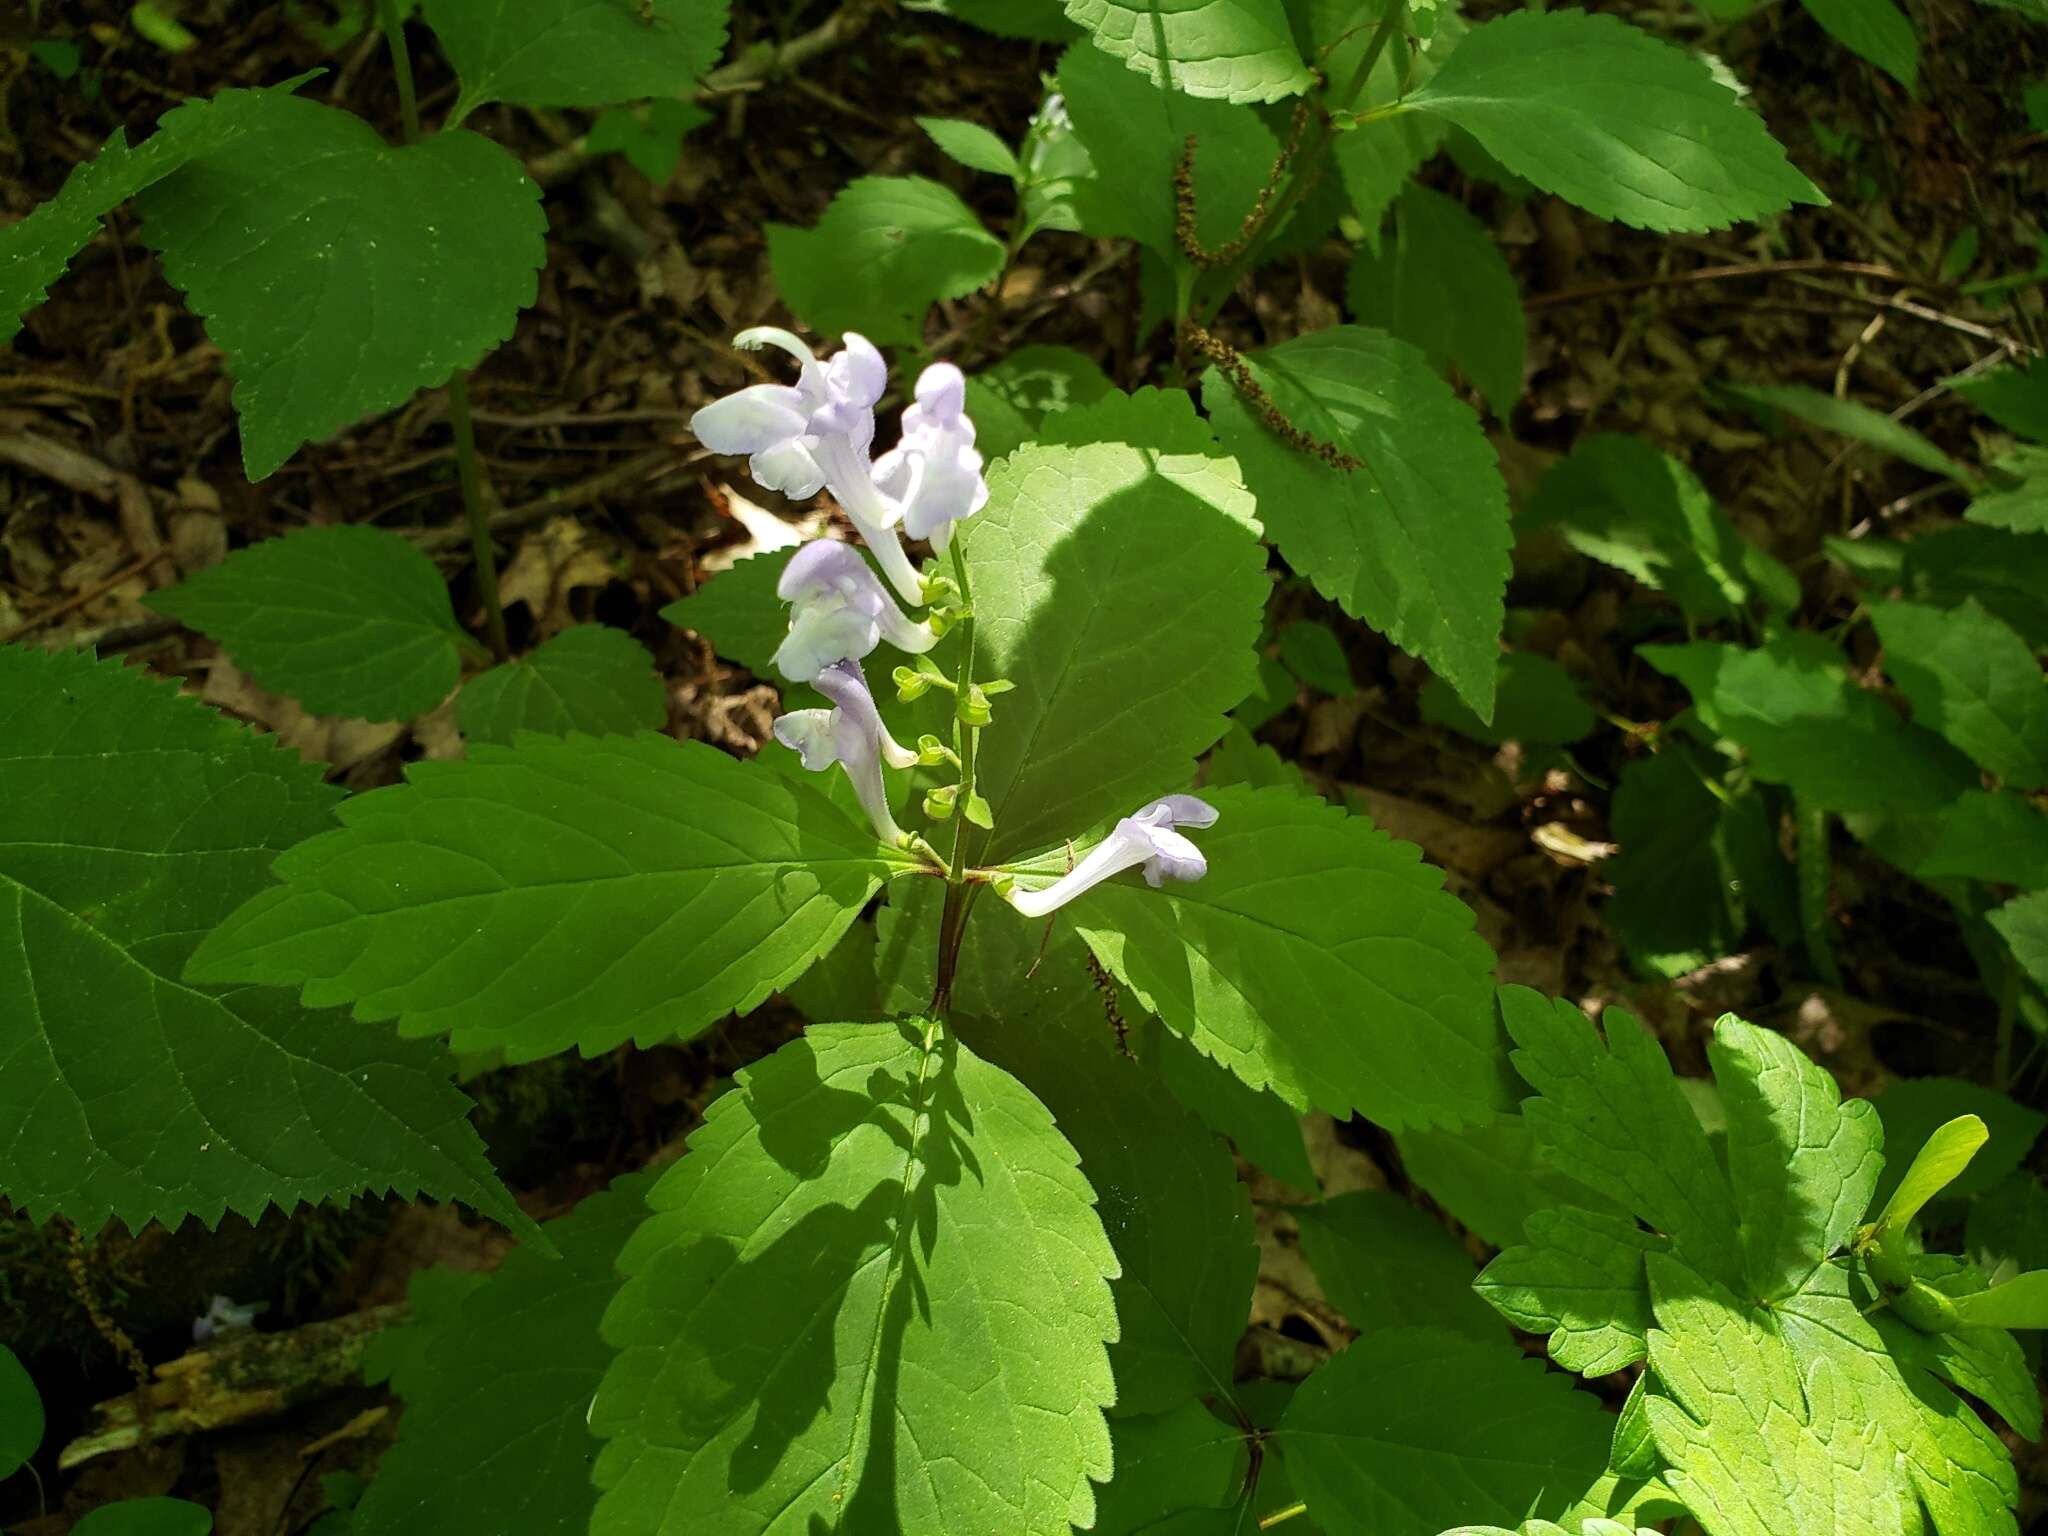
[376,0,420,145]
[933,537,981,1012]
[447,370,511,664]
[1794,793,1844,989]
[1191,0,1407,326]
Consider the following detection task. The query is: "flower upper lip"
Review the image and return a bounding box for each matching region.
[1004,795,1219,918]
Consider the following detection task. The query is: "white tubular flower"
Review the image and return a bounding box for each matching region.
[772,541,938,683]
[690,327,927,605]
[872,363,989,549]
[1004,795,1218,918]
[772,659,919,846]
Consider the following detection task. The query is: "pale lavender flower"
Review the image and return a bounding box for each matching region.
[1004,795,1218,918]
[773,541,938,683]
[193,1294,260,1343]
[871,363,989,548]
[689,327,925,605]
[773,659,920,845]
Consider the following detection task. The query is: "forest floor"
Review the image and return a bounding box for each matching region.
[3,0,2047,1529]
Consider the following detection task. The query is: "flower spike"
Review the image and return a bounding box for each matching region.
[772,541,938,682]
[872,363,989,549]
[772,659,919,847]
[1003,795,1218,918]
[690,329,926,605]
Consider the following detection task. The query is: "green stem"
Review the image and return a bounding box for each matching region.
[1259,1504,1310,1530]
[1994,953,2019,1093]
[447,370,511,664]
[377,0,421,144]
[1190,0,1407,327]
[378,0,505,663]
[932,538,981,1012]
[1795,793,1844,989]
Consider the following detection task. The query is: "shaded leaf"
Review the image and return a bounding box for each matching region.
[189,735,900,1061]
[149,525,472,720]
[422,0,731,111]
[658,550,796,680]
[590,1019,1119,1536]
[768,176,1005,347]
[1420,652,1594,746]
[137,93,545,480]
[962,442,1266,861]
[1074,782,1511,1130]
[457,625,667,745]
[1278,1327,1613,1535]
[1477,1206,1667,1375]
[352,1172,656,1536]
[964,345,1118,461]
[1640,634,1977,815]
[1870,1079,2045,1209]
[1872,599,2048,789]
[1296,1190,1499,1340]
[1797,0,1918,90]
[1346,183,1524,416]
[1727,382,1972,483]
[0,647,528,1238]
[1204,326,1510,719]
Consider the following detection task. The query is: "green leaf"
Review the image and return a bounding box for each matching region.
[1346,184,1524,416]
[782,919,885,1025]
[1870,1080,2044,1209]
[1477,1206,1668,1375]
[352,1172,655,1536]
[457,625,666,745]
[1990,889,2048,994]
[0,646,528,1238]
[1073,783,1510,1130]
[1315,0,1463,238]
[1296,1190,1500,1340]
[1872,599,2048,789]
[1955,357,2048,444]
[590,1019,1119,1535]
[1603,749,1778,979]
[1894,789,2048,887]
[1204,724,1314,799]
[422,0,730,111]
[1420,652,1594,746]
[136,94,544,481]
[1203,326,1510,720]
[1394,1114,1624,1250]
[0,83,298,345]
[188,734,900,1061]
[1640,635,1977,815]
[1057,38,1282,263]
[1898,525,2048,649]
[1868,1276,2043,1440]
[658,549,795,679]
[1727,382,1972,483]
[1970,1172,2048,1274]
[963,346,1117,460]
[1277,1327,1613,1534]
[1524,433,1796,623]
[961,442,1266,860]
[1276,620,1353,697]
[1710,1016,1883,1299]
[0,1343,42,1480]
[73,1500,212,1536]
[1500,987,1743,1290]
[1037,385,1222,455]
[1506,1001,2023,1536]
[1870,1116,1987,1241]
[768,176,1004,348]
[1093,1402,1251,1535]
[1798,0,1918,90]
[585,100,711,182]
[1967,449,2048,534]
[1403,9,1824,232]
[1709,1272,2019,1532]
[147,525,472,720]
[922,0,1081,40]
[1954,1271,2048,1329]
[1142,1015,1318,1192]
[957,967,1257,1417]
[1063,0,1312,102]
[917,114,1021,177]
